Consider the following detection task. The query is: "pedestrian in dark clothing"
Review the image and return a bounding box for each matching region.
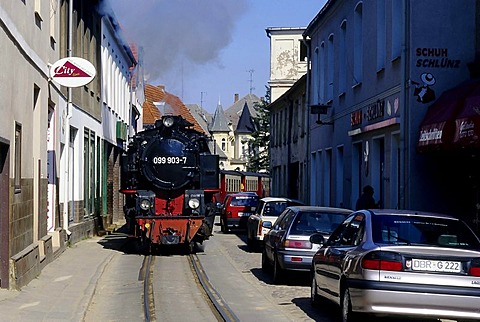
[355,185,377,210]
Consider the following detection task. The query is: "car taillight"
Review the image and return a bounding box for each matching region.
[362,251,403,271]
[258,220,263,235]
[469,259,480,277]
[284,239,311,249]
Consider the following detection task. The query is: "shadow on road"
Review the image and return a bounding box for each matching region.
[96,223,205,256]
[250,267,310,286]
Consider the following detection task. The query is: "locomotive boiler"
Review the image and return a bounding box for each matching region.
[120,115,219,252]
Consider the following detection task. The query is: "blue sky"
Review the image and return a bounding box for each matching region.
[107,0,326,113]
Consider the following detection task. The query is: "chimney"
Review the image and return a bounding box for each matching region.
[234,93,239,103]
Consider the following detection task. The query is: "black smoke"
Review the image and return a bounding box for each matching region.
[101,0,248,93]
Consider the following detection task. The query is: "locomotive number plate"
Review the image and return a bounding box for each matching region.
[152,156,187,164]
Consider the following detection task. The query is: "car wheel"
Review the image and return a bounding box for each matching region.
[341,288,357,322]
[261,248,271,272]
[310,273,322,307]
[273,253,284,284]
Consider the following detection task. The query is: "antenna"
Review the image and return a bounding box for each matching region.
[247,69,255,94]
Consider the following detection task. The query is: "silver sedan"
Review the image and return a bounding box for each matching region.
[310,209,480,322]
[262,206,352,284]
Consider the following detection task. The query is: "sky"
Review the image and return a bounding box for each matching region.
[105,0,326,113]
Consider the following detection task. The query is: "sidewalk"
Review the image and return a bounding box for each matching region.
[0,237,116,322]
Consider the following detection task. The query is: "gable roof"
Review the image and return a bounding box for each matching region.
[209,101,230,132]
[224,93,261,131]
[143,84,205,134]
[185,104,211,134]
[236,102,255,134]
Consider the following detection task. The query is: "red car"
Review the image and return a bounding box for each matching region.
[220,193,259,233]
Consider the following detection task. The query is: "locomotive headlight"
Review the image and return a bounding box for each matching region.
[140,199,151,211]
[163,116,175,127]
[188,198,200,209]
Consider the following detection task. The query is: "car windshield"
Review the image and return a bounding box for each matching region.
[372,214,480,249]
[290,212,348,235]
[263,201,302,217]
[230,196,258,207]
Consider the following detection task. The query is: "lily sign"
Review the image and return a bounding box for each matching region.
[49,57,96,88]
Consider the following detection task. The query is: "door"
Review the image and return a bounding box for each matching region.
[322,214,365,300]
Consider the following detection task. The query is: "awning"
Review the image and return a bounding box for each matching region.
[417,80,480,152]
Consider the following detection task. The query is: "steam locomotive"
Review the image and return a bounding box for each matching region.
[120,115,220,252]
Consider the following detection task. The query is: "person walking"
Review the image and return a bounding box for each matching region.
[355,185,377,210]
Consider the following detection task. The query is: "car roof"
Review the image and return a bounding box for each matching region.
[227,192,259,197]
[259,197,303,203]
[287,205,353,214]
[364,209,461,220]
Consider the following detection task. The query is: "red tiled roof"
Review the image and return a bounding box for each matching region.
[143,84,206,134]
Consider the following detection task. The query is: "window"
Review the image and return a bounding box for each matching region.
[328,214,365,246]
[319,42,326,102]
[14,123,22,192]
[327,34,334,101]
[221,138,226,151]
[339,20,347,94]
[299,40,307,61]
[376,0,386,71]
[84,128,96,217]
[353,2,363,85]
[391,0,402,60]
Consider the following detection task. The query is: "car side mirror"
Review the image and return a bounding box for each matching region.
[216,203,222,209]
[262,221,273,229]
[310,233,326,245]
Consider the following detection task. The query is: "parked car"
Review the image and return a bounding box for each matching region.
[219,192,259,233]
[310,209,480,322]
[262,206,352,283]
[246,197,304,249]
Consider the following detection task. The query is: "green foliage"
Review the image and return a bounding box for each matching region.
[246,87,270,173]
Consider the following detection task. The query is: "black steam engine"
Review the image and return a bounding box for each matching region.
[120,115,219,251]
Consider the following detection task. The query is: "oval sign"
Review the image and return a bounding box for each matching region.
[49,57,96,88]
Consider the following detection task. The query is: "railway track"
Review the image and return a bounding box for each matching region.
[140,252,238,322]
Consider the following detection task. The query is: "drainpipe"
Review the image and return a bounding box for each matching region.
[302,34,312,204]
[399,0,410,209]
[63,0,73,236]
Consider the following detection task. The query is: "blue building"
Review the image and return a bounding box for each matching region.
[305,0,480,230]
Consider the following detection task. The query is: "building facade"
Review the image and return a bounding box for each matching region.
[0,0,61,289]
[269,75,309,202]
[305,0,479,229]
[266,27,308,102]
[0,0,139,289]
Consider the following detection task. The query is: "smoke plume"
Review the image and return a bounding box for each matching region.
[102,0,248,93]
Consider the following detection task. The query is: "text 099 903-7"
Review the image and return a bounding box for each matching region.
[152,156,187,165]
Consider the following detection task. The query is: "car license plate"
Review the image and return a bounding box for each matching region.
[238,212,251,217]
[411,259,461,273]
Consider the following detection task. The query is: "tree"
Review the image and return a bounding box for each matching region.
[246,87,270,173]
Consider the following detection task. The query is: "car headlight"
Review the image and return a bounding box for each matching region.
[140,199,151,211]
[188,198,200,209]
[163,116,174,127]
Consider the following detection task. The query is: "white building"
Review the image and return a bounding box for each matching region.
[266,27,308,102]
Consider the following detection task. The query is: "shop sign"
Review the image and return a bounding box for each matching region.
[49,57,96,87]
[351,110,362,126]
[365,100,385,122]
